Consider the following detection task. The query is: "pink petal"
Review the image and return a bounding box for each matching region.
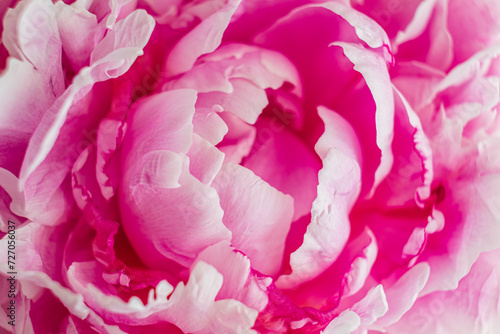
[322,310,361,334]
[165,0,241,76]
[352,0,425,41]
[371,86,433,208]
[447,0,500,67]
[375,262,430,327]
[67,260,259,333]
[280,226,376,310]
[387,249,500,334]
[20,7,154,185]
[242,117,321,221]
[192,106,229,145]
[217,111,256,164]
[255,4,394,197]
[396,0,453,72]
[334,42,395,196]
[212,162,294,277]
[120,89,231,268]
[351,285,388,328]
[2,0,65,96]
[197,78,268,124]
[165,43,301,127]
[187,134,225,185]
[54,2,106,73]
[193,240,270,311]
[276,107,362,289]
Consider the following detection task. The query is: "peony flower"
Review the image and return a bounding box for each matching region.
[0,0,499,333]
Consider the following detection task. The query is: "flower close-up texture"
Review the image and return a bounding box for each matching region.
[1,0,500,333]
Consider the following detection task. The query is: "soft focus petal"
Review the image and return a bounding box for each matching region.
[387,249,500,334]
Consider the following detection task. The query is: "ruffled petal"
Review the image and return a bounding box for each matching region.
[375,262,430,327]
[242,116,321,222]
[277,107,362,288]
[193,240,270,311]
[333,42,395,196]
[20,8,154,184]
[212,162,294,277]
[119,89,231,268]
[67,260,259,333]
[165,0,241,76]
[54,1,106,74]
[387,250,500,334]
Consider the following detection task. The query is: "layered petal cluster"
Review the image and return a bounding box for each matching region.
[1,0,499,333]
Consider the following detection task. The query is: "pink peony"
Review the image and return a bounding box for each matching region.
[1,0,499,333]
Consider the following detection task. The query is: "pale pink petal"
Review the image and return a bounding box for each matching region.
[20,8,154,185]
[351,285,388,329]
[343,229,379,297]
[0,167,25,218]
[277,149,361,289]
[193,240,270,311]
[322,310,360,334]
[197,78,268,124]
[391,61,445,111]
[67,260,259,333]
[241,117,321,221]
[276,107,362,289]
[106,0,138,28]
[388,249,500,334]
[54,1,106,73]
[2,0,65,96]
[192,106,229,145]
[187,134,225,185]
[421,173,500,295]
[396,0,453,72]
[165,44,301,129]
[96,117,127,200]
[315,106,362,163]
[447,0,500,67]
[120,89,231,268]
[375,262,430,327]
[165,0,241,76]
[334,42,394,196]
[212,162,294,277]
[371,86,433,208]
[353,0,425,41]
[0,226,90,323]
[0,0,64,176]
[198,43,301,94]
[20,87,110,225]
[217,111,256,164]
[280,226,376,310]
[393,0,437,46]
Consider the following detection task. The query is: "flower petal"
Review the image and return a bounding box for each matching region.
[277,107,362,289]
[212,162,294,277]
[165,0,241,75]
